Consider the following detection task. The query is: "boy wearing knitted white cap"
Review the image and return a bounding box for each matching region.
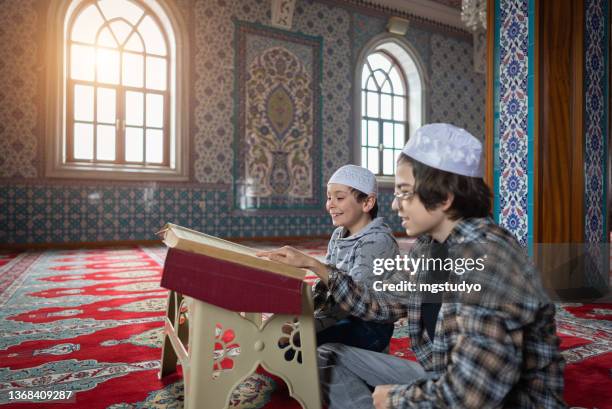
[263,124,565,408]
[259,165,399,352]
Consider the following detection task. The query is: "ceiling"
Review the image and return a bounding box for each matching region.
[352,0,465,30]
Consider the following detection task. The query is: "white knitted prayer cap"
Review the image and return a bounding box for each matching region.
[401,123,484,177]
[328,165,378,196]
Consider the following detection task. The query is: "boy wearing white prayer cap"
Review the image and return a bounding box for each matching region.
[260,164,399,352]
[263,124,565,409]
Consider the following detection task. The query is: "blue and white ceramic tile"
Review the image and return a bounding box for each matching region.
[497,0,530,246]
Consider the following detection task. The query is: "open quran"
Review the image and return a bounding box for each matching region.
[158,223,308,314]
[158,224,321,409]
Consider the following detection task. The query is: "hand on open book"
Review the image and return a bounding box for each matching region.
[256,246,330,285]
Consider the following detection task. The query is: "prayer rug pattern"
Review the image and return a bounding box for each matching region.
[0,244,610,408]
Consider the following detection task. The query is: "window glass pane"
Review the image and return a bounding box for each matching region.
[146,129,163,163]
[361,119,367,147]
[381,79,392,93]
[146,93,164,128]
[74,123,93,160]
[125,127,144,162]
[367,52,391,73]
[389,66,404,95]
[96,124,116,160]
[123,52,144,87]
[125,91,144,126]
[393,96,405,121]
[383,122,394,148]
[380,94,392,120]
[361,91,366,116]
[146,56,166,90]
[366,76,378,91]
[361,65,369,89]
[366,92,379,118]
[367,121,378,147]
[361,147,367,167]
[367,148,379,174]
[110,20,132,46]
[96,48,119,84]
[395,124,405,148]
[74,85,94,122]
[71,5,104,44]
[138,15,167,56]
[373,71,386,89]
[394,125,405,148]
[394,150,401,172]
[71,44,95,81]
[97,27,117,48]
[125,32,144,52]
[97,87,116,124]
[98,0,144,25]
[383,149,394,175]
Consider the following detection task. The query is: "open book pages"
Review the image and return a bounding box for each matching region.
[158,223,308,280]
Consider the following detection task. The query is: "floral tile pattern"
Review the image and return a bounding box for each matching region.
[497,0,530,246]
[584,0,609,287]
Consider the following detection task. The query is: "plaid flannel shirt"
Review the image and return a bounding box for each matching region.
[326,217,566,408]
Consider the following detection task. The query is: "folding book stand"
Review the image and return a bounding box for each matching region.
[159,248,322,409]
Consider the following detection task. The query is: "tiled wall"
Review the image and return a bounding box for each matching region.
[0,0,485,244]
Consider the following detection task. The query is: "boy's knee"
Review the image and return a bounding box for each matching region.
[317,343,347,364]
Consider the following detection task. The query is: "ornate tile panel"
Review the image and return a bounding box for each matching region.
[496,0,530,246]
[235,22,322,209]
[583,0,609,287]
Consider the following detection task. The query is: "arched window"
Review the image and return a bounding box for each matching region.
[46,0,189,180]
[356,38,426,179]
[361,51,408,175]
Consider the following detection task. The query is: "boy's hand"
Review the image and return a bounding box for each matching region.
[256,246,329,284]
[373,385,393,409]
[256,246,312,268]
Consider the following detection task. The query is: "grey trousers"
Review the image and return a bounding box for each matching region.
[318,343,432,409]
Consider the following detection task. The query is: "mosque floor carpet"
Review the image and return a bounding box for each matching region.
[0,243,610,408]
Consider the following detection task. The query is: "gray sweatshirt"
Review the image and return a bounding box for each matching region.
[313,217,400,330]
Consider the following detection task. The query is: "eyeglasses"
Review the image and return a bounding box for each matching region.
[393,191,416,201]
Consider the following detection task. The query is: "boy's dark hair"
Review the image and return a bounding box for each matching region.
[350,188,378,219]
[398,153,491,220]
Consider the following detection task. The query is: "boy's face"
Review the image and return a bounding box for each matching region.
[326,183,369,228]
[392,162,449,238]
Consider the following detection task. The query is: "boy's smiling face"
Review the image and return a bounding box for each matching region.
[392,162,453,241]
[326,183,372,233]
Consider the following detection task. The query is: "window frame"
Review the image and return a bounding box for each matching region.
[354,35,428,187]
[45,0,189,181]
[361,50,409,177]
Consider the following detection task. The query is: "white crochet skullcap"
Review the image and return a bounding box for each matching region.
[328,165,377,196]
[401,123,484,177]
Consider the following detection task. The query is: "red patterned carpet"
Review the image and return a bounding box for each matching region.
[0,244,610,408]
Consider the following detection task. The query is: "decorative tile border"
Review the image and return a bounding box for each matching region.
[495,0,532,247]
[583,0,609,287]
[0,183,404,244]
[584,0,608,245]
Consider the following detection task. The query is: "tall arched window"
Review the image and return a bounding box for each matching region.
[356,38,426,179]
[46,0,189,180]
[361,51,408,176]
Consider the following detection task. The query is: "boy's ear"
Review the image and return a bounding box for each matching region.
[362,196,376,212]
[440,193,455,211]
